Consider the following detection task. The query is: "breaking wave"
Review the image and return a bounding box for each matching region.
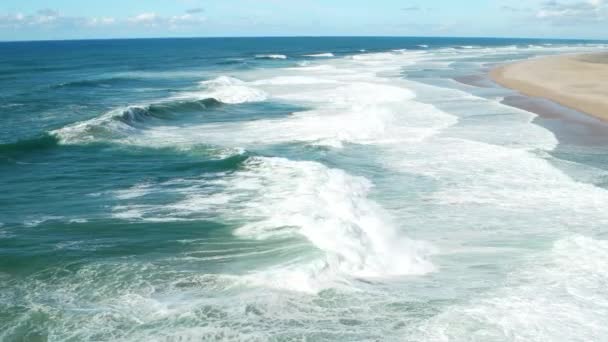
[51,76,267,144]
[304,53,335,58]
[255,54,288,60]
[111,156,436,292]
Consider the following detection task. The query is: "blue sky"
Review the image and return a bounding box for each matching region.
[1,0,607,41]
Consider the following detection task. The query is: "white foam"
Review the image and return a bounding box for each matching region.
[51,107,137,144]
[251,76,339,85]
[289,63,337,71]
[0,223,10,240]
[198,75,245,87]
[304,53,334,57]
[387,127,608,219]
[351,52,400,61]
[411,235,608,341]
[23,216,64,227]
[111,157,436,292]
[235,158,435,290]
[59,53,458,150]
[133,80,456,149]
[185,76,267,104]
[0,228,11,240]
[114,183,154,200]
[255,54,287,60]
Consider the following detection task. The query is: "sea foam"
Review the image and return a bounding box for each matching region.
[411,235,608,341]
[304,53,335,57]
[111,156,436,292]
[255,54,288,60]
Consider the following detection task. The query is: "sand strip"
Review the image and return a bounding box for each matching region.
[491,53,608,121]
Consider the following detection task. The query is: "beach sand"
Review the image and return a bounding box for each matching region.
[491,53,608,121]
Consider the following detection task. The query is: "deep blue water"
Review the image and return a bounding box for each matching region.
[2,37,608,341]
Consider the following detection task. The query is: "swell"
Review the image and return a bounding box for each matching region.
[170,151,250,173]
[51,77,138,89]
[0,134,59,156]
[51,98,223,144]
[254,54,287,60]
[52,76,266,145]
[114,98,222,126]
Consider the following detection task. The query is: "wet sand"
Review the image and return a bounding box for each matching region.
[454,58,608,147]
[502,94,608,147]
[490,53,608,121]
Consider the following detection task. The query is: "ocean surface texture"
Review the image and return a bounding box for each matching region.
[2,37,608,341]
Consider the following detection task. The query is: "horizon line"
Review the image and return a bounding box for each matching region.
[1,34,607,44]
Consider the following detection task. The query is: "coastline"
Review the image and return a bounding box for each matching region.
[490,53,608,122]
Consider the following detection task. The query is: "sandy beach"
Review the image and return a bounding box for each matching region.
[491,53,608,121]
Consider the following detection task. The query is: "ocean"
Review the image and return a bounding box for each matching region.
[1,37,608,341]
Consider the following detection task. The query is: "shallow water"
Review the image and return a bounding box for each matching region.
[2,37,608,341]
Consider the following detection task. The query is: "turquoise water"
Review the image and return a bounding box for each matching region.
[2,37,608,341]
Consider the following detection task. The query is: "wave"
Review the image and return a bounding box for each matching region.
[52,77,135,89]
[132,80,456,150]
[0,134,59,155]
[51,100,216,145]
[304,53,334,58]
[191,76,267,104]
[255,54,287,60]
[52,76,266,145]
[111,156,436,292]
[215,58,247,66]
[234,158,436,284]
[115,98,222,125]
[54,54,456,150]
[417,44,429,48]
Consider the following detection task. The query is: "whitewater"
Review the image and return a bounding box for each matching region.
[2,38,608,341]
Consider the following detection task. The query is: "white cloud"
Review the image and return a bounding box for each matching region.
[170,13,205,24]
[87,17,116,27]
[0,8,205,31]
[0,9,90,28]
[500,0,607,25]
[535,0,608,23]
[0,13,24,26]
[127,11,206,28]
[128,12,159,25]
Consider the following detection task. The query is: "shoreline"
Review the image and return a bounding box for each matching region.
[490,53,608,122]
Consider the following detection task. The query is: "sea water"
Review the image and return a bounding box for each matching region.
[1,37,608,341]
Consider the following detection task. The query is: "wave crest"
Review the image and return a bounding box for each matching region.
[190,76,268,104]
[304,53,335,58]
[52,76,266,145]
[255,54,287,60]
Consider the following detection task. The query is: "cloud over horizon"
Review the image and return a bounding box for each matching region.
[502,0,608,24]
[537,0,607,22]
[0,8,206,31]
[0,0,606,41]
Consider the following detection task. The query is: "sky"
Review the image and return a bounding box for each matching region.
[0,0,607,41]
